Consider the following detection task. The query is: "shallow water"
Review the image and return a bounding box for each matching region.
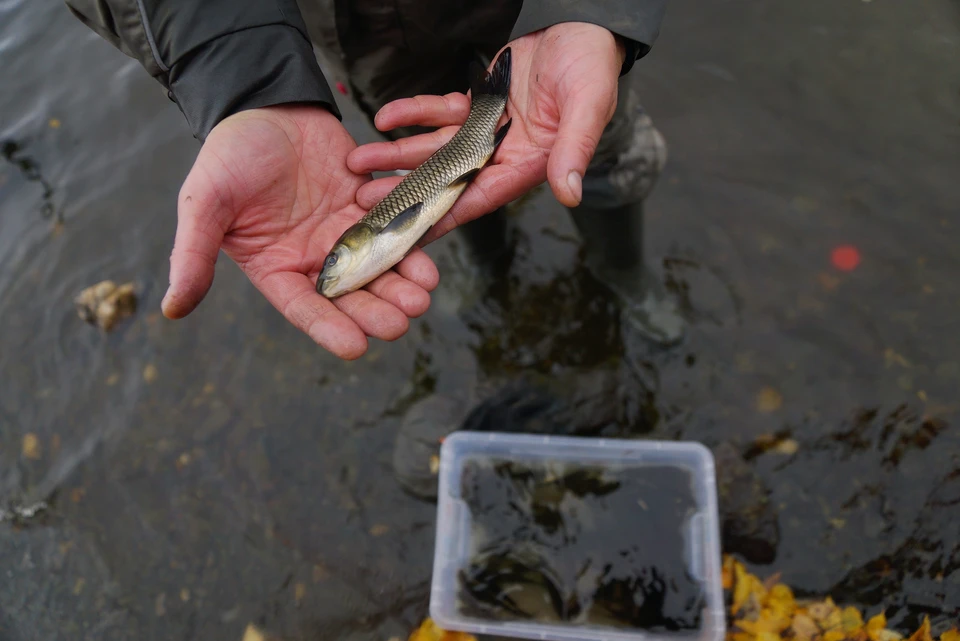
[1,0,958,639]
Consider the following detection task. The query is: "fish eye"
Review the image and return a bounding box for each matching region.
[325,253,338,268]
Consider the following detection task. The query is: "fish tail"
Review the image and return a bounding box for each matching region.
[469,47,511,98]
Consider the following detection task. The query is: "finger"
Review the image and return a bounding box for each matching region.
[257,271,369,360]
[331,288,410,342]
[547,87,617,208]
[363,270,432,318]
[347,126,458,175]
[374,93,471,132]
[161,188,227,319]
[356,175,403,210]
[396,247,440,292]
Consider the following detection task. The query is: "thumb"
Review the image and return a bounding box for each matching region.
[547,86,617,208]
[161,188,226,319]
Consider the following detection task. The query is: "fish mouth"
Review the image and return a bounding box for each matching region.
[316,270,342,298]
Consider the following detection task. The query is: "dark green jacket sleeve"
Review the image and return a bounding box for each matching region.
[63,0,341,142]
[509,0,669,76]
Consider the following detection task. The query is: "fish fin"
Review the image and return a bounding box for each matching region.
[450,167,480,187]
[469,47,511,98]
[382,202,424,235]
[494,118,512,148]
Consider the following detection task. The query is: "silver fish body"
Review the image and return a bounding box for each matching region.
[317,47,513,299]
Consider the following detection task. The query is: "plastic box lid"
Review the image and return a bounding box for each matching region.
[429,431,726,641]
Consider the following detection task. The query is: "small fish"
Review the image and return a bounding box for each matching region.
[316,47,513,298]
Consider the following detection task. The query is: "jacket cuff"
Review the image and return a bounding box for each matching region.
[167,24,342,142]
[508,0,668,76]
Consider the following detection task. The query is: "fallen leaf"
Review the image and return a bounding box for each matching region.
[242,624,266,641]
[866,612,887,639]
[49,118,61,128]
[294,582,306,607]
[774,439,799,455]
[940,629,960,641]
[408,618,476,641]
[842,605,865,631]
[906,616,934,641]
[819,272,840,291]
[792,613,819,641]
[22,433,41,459]
[180,588,190,602]
[143,364,158,383]
[722,555,736,590]
[370,524,389,536]
[756,387,783,413]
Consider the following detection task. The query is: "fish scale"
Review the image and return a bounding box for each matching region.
[360,93,507,232]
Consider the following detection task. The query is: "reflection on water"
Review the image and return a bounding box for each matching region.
[1,0,959,638]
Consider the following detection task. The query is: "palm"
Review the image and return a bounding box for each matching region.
[346,22,623,243]
[163,106,439,359]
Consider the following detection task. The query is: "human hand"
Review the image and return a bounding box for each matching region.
[160,105,440,360]
[346,22,626,244]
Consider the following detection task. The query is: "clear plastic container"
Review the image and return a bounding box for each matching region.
[430,431,725,641]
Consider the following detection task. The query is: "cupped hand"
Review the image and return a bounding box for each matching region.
[346,22,626,244]
[161,105,440,360]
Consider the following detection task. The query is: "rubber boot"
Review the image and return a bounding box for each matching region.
[569,201,686,348]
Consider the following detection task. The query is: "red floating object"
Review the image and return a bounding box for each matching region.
[336,81,348,95]
[831,245,861,271]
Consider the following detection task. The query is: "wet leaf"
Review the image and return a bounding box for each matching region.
[22,433,41,459]
[792,613,819,641]
[905,617,933,641]
[866,613,887,641]
[842,605,864,631]
[940,629,960,641]
[719,556,955,641]
[756,387,783,413]
[408,618,476,641]
[294,582,305,607]
[242,624,266,641]
[370,524,389,536]
[143,364,158,383]
[48,118,61,128]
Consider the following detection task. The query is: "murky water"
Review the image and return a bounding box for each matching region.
[1,0,958,639]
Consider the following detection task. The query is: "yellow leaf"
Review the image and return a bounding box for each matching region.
[722,555,736,590]
[22,433,41,460]
[824,629,847,641]
[732,561,767,616]
[807,598,842,630]
[842,605,865,632]
[792,614,819,641]
[408,618,476,641]
[906,616,934,641]
[940,628,960,641]
[866,612,887,641]
[756,387,783,412]
[758,632,782,641]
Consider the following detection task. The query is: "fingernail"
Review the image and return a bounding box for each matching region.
[567,171,582,203]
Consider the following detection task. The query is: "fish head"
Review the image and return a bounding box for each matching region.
[316,222,378,298]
